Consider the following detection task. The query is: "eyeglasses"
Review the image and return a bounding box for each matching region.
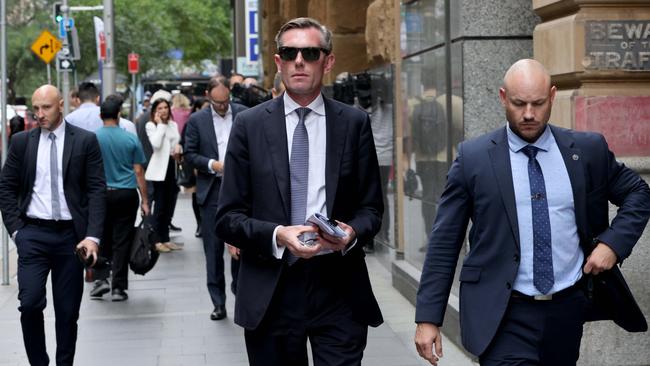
[278,47,330,62]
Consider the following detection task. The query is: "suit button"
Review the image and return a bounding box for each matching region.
[506,282,512,289]
[513,254,520,262]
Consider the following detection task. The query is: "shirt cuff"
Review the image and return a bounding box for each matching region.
[341,238,357,256]
[85,236,101,245]
[271,226,286,259]
[207,159,223,177]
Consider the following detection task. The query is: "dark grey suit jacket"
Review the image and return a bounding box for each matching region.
[183,103,247,205]
[0,122,106,242]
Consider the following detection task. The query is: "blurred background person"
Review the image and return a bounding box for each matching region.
[183,96,211,237]
[69,89,80,111]
[145,97,182,253]
[270,72,285,98]
[184,75,247,320]
[66,82,102,131]
[8,115,25,146]
[90,94,149,302]
[171,93,192,139]
[229,72,244,89]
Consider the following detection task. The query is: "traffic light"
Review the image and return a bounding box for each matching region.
[53,2,63,23]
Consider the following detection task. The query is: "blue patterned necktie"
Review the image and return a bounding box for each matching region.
[522,145,554,294]
[49,133,62,220]
[288,107,311,265]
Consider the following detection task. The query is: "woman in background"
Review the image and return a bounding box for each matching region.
[145,98,182,252]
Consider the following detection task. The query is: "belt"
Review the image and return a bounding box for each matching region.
[511,282,581,301]
[23,217,74,230]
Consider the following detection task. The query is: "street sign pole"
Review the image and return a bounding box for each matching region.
[102,0,115,99]
[127,52,139,121]
[61,0,70,115]
[47,63,51,84]
[1,0,9,286]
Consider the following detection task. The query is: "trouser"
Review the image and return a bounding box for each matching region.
[16,223,83,366]
[152,158,176,243]
[244,255,368,366]
[97,188,139,290]
[199,198,226,307]
[480,284,587,366]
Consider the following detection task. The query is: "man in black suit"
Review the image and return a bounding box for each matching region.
[184,75,247,321]
[0,85,106,365]
[215,17,384,365]
[414,59,650,365]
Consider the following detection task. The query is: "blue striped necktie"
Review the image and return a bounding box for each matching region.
[287,107,311,265]
[522,145,554,294]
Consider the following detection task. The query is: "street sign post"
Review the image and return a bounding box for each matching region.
[128,53,139,120]
[30,30,62,64]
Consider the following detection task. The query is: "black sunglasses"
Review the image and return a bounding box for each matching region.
[278,47,330,62]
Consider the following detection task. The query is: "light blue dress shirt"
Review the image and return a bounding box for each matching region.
[507,125,584,295]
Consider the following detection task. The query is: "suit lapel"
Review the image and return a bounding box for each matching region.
[488,129,520,249]
[324,98,346,216]
[25,129,41,190]
[202,108,220,160]
[263,98,291,218]
[62,122,74,181]
[551,126,589,245]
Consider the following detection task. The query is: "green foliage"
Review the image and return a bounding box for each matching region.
[7,0,232,100]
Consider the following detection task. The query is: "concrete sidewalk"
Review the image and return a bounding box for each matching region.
[0,194,477,366]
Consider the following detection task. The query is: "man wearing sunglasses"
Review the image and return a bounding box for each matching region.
[216,17,384,365]
[184,75,247,321]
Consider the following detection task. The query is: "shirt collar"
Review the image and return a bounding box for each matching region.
[78,102,97,110]
[42,119,66,139]
[211,104,231,119]
[506,123,552,153]
[283,93,325,117]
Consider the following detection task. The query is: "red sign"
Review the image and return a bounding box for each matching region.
[575,96,650,157]
[99,32,106,61]
[128,53,139,74]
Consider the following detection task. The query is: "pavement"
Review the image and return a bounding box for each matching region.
[0,193,477,366]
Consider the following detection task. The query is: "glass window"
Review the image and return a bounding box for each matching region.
[402,48,449,267]
[368,65,395,249]
[401,0,446,56]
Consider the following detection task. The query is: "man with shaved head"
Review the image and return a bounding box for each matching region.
[0,85,106,365]
[414,59,650,365]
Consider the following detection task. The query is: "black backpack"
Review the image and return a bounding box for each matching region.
[129,221,159,275]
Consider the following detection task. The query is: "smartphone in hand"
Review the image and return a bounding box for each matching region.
[74,247,94,268]
[307,213,347,238]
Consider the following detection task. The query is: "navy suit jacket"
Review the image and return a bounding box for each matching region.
[415,125,650,356]
[183,103,247,205]
[215,95,384,330]
[0,123,106,243]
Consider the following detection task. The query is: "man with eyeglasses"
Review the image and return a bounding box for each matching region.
[184,75,247,321]
[215,17,384,365]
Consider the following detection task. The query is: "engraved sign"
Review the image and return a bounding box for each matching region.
[584,21,650,70]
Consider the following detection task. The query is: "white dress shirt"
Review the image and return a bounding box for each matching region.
[66,103,103,132]
[207,105,233,175]
[26,122,72,220]
[272,93,352,259]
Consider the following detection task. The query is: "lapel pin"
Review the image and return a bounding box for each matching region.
[572,154,579,161]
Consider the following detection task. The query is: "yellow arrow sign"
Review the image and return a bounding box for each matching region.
[31,30,62,64]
